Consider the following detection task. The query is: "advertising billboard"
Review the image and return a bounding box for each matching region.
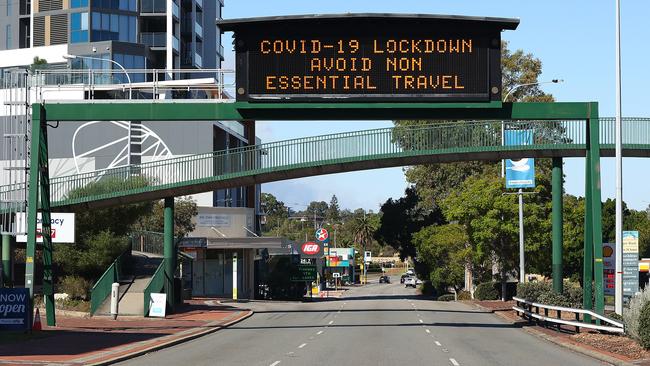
[327,248,354,267]
[16,212,75,243]
[505,129,535,189]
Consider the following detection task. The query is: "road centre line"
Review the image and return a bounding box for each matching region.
[317,330,324,335]
[328,320,334,325]
[419,319,424,323]
[435,341,442,346]
[425,329,431,333]
[298,343,307,349]
[450,358,460,366]
[270,361,281,366]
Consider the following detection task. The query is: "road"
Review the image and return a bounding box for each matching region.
[119,281,605,366]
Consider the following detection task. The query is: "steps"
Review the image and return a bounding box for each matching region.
[95,251,162,316]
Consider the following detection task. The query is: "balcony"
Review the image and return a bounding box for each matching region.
[140,32,166,48]
[140,0,165,14]
[195,22,202,38]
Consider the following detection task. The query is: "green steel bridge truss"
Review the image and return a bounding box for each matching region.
[9,100,637,326]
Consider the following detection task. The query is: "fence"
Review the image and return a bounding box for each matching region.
[89,247,131,315]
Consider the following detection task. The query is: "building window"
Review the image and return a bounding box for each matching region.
[70,12,88,43]
[6,0,12,16]
[95,0,135,11]
[91,12,136,42]
[70,0,88,8]
[5,25,12,49]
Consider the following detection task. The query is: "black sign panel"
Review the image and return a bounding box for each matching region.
[290,265,318,282]
[225,15,513,102]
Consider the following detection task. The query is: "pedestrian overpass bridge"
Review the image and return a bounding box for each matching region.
[2,115,649,211]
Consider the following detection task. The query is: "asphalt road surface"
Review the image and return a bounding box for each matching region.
[120,280,605,366]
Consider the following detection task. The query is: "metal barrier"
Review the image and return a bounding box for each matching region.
[512,296,624,333]
[131,231,164,256]
[143,259,167,316]
[89,247,131,315]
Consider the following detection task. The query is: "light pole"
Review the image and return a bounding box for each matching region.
[614,0,624,315]
[63,54,135,166]
[63,54,132,99]
[503,79,563,283]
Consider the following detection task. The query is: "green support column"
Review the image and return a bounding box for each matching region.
[583,154,594,322]
[552,157,564,294]
[163,197,175,312]
[587,105,605,316]
[25,104,45,329]
[38,105,55,326]
[2,234,11,287]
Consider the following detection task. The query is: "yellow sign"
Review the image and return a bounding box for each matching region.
[26,256,33,263]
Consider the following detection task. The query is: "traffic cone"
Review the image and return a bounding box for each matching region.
[32,308,42,331]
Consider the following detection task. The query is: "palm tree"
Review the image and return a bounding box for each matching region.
[352,212,375,283]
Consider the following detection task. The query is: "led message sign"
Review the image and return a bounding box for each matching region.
[221,14,518,102]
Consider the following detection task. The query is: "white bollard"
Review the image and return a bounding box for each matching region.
[111,282,119,320]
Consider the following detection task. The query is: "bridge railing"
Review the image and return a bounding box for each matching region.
[5,118,650,208]
[46,120,588,206]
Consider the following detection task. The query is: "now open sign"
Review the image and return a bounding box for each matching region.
[0,288,29,331]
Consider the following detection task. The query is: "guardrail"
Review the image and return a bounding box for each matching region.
[90,247,131,315]
[143,259,168,316]
[513,296,624,333]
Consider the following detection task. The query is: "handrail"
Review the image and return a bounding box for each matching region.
[512,296,624,333]
[89,247,131,315]
[143,259,167,316]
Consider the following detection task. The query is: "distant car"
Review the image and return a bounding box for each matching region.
[404,277,417,288]
[400,274,409,283]
[379,275,390,284]
[416,279,423,285]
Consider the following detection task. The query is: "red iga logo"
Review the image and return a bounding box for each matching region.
[301,242,321,255]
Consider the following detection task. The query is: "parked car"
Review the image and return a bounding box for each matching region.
[400,274,409,283]
[404,277,417,288]
[379,275,390,283]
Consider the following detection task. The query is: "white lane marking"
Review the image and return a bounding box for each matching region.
[298,343,307,349]
[317,330,324,335]
[442,348,449,353]
[425,329,431,334]
[328,320,334,325]
[270,361,281,366]
[435,341,442,346]
[419,319,424,323]
[450,358,460,366]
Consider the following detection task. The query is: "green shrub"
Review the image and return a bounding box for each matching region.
[516,281,552,302]
[537,291,574,308]
[639,302,650,349]
[624,287,650,341]
[420,281,436,296]
[437,294,455,301]
[474,282,499,300]
[457,290,472,301]
[59,275,91,301]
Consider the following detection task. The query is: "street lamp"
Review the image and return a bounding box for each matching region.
[62,54,132,99]
[614,0,624,316]
[63,54,135,166]
[502,79,564,284]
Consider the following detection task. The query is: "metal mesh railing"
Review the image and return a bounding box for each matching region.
[3,118,650,210]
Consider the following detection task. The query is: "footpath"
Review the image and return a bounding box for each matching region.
[471,300,650,366]
[0,299,252,366]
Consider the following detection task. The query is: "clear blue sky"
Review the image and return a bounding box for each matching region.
[221,1,650,212]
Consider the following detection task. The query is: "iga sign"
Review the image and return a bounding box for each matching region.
[0,288,29,331]
[297,241,323,258]
[221,14,517,102]
[16,213,75,243]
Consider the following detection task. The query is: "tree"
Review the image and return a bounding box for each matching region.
[30,56,48,73]
[133,197,198,238]
[413,224,469,297]
[351,211,375,263]
[326,195,341,224]
[375,187,444,260]
[396,41,555,209]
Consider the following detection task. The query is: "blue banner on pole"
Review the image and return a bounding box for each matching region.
[0,288,30,331]
[505,129,535,189]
